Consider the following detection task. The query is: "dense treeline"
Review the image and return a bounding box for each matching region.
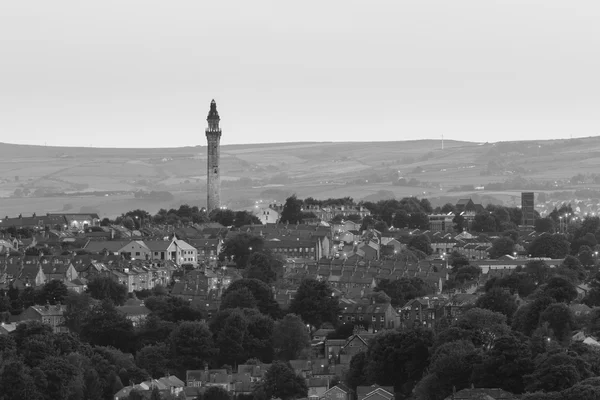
[0,256,341,400]
[345,259,600,400]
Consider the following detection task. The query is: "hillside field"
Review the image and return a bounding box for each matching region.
[0,136,599,217]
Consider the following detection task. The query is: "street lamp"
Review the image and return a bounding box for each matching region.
[558,215,562,233]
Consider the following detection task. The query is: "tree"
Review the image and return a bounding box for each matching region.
[512,296,555,336]
[438,203,454,214]
[244,252,282,284]
[414,340,480,400]
[370,291,391,304]
[559,255,586,282]
[80,300,135,352]
[258,361,308,400]
[62,291,94,335]
[475,287,518,323]
[327,322,361,340]
[244,310,276,362]
[149,388,162,400]
[525,352,592,393]
[289,279,339,328]
[521,393,561,400]
[578,246,595,268]
[374,220,389,233]
[456,308,510,349]
[453,265,482,284]
[583,272,600,307]
[365,328,434,395]
[489,237,515,259]
[12,320,53,348]
[221,279,281,318]
[0,360,44,400]
[529,234,570,259]
[502,229,520,243]
[37,356,79,400]
[136,315,177,347]
[213,308,250,366]
[136,343,171,378]
[392,210,410,229]
[449,251,470,270]
[524,260,552,284]
[169,321,216,375]
[273,314,310,360]
[539,303,575,344]
[535,217,555,233]
[210,209,236,227]
[86,276,128,306]
[485,272,538,297]
[204,386,231,400]
[122,216,135,230]
[408,212,429,230]
[39,280,69,305]
[0,334,16,364]
[472,213,497,232]
[538,276,578,303]
[280,195,304,225]
[374,278,428,307]
[471,333,534,394]
[453,214,465,232]
[220,233,266,269]
[144,295,205,322]
[408,234,432,255]
[561,383,600,400]
[220,287,257,311]
[345,352,368,390]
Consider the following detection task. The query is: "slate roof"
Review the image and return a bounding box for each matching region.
[116,305,151,316]
[83,240,134,253]
[144,240,172,252]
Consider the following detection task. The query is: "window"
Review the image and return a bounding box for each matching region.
[135,252,140,256]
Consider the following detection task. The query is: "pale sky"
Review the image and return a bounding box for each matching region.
[1,0,599,148]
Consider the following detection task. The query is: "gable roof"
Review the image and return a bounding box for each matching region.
[328,383,351,394]
[83,240,135,253]
[357,385,394,400]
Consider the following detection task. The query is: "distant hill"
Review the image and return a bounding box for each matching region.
[1,136,599,218]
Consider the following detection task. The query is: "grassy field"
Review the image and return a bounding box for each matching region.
[0,136,599,217]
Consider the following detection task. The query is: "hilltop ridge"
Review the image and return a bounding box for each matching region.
[1,136,599,218]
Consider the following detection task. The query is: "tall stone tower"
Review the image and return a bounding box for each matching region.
[205,99,221,213]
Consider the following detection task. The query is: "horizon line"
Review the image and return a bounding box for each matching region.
[1,135,598,150]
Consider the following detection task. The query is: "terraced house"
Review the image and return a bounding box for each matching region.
[339,303,399,331]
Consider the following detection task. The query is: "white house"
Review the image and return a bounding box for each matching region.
[144,238,198,266]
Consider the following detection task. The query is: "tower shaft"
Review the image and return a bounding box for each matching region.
[206,100,221,213]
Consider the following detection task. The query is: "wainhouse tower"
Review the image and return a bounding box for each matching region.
[205,99,221,214]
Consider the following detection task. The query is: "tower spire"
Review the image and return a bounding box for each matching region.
[207,99,220,131]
